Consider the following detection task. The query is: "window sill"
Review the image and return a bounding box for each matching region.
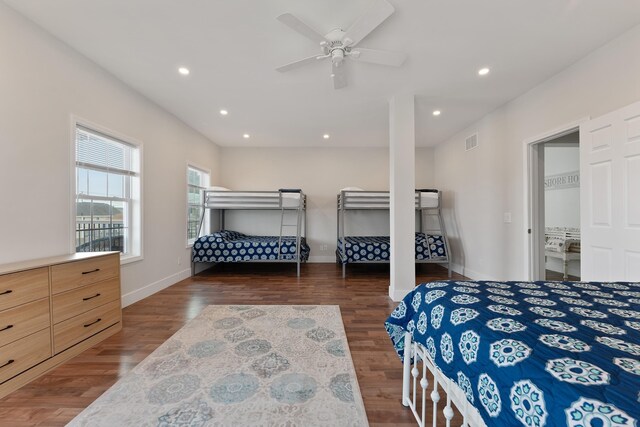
[121,254,143,265]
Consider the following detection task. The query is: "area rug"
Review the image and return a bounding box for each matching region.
[68,305,368,427]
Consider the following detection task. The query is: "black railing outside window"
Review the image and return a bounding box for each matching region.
[76,222,125,253]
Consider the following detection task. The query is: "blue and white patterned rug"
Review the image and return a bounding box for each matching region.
[68,305,368,427]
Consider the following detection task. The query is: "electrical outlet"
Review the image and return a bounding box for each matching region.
[177,257,182,265]
[503,212,512,223]
[320,244,328,251]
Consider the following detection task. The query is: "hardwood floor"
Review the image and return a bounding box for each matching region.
[545,269,580,281]
[0,262,464,426]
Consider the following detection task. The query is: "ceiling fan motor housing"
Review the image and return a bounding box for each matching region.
[331,48,345,64]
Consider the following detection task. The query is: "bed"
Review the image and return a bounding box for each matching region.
[192,230,310,262]
[191,189,308,276]
[386,280,640,426]
[337,189,451,277]
[545,227,581,280]
[336,233,447,263]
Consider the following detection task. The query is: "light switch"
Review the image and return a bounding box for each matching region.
[503,212,512,223]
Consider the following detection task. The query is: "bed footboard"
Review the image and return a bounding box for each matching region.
[402,332,485,427]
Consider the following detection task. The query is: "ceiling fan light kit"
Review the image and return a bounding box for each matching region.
[276,0,406,89]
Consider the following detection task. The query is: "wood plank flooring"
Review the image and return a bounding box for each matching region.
[0,262,464,426]
[545,269,580,281]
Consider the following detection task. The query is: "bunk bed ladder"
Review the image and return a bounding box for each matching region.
[278,203,303,276]
[424,193,451,278]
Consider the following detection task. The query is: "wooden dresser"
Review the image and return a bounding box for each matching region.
[0,252,122,398]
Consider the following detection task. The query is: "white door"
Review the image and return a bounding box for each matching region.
[580,101,640,281]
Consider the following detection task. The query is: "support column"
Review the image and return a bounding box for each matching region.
[389,94,416,301]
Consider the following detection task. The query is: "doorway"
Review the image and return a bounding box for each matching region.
[525,127,582,281]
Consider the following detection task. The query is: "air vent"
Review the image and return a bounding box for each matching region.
[465,133,478,151]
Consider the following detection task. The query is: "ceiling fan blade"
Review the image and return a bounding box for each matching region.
[332,62,347,89]
[276,55,323,73]
[277,13,327,46]
[343,0,395,47]
[350,48,406,67]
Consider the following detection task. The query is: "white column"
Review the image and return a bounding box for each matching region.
[389,94,416,301]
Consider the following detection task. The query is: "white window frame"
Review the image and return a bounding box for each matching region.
[70,116,143,265]
[186,163,210,247]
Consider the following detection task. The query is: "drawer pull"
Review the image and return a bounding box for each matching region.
[83,318,102,328]
[81,268,100,275]
[82,293,101,301]
[0,290,12,296]
[0,360,14,369]
[0,325,13,332]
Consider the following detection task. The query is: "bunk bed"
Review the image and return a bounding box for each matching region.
[336,189,451,278]
[191,189,309,276]
[386,280,640,427]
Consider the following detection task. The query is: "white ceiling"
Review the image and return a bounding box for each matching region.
[5,0,640,147]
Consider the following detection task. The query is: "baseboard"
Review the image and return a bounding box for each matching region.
[458,265,499,281]
[389,286,413,302]
[308,255,336,263]
[449,262,464,277]
[121,268,191,308]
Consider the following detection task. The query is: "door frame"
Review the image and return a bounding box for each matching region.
[522,117,589,280]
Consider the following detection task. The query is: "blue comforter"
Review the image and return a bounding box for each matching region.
[385,280,640,426]
[337,233,447,264]
[192,230,310,263]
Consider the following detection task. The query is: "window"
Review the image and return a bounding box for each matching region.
[187,165,209,245]
[74,124,141,260]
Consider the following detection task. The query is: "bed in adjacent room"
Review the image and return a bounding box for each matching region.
[386,280,640,426]
[545,227,581,280]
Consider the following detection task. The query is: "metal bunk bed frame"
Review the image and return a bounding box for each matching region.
[336,190,451,278]
[192,190,307,276]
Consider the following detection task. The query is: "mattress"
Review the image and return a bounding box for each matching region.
[418,191,439,208]
[339,190,439,209]
[336,233,447,264]
[386,280,640,426]
[192,230,310,262]
[205,190,303,208]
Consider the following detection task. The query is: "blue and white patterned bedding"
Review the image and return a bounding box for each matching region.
[336,233,447,264]
[192,230,310,263]
[385,280,640,426]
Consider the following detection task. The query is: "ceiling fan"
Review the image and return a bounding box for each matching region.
[276,0,407,89]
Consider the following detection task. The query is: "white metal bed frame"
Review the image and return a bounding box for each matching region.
[192,190,308,276]
[402,332,486,427]
[336,190,451,278]
[544,228,580,280]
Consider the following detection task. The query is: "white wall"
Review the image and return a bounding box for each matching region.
[219,147,435,262]
[544,139,580,228]
[0,4,220,305]
[434,23,640,280]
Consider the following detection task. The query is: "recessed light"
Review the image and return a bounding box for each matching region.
[432,110,441,116]
[178,67,190,75]
[323,134,330,139]
[478,67,490,76]
[220,109,228,116]
[243,134,250,139]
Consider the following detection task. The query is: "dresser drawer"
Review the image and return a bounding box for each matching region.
[52,277,120,324]
[53,300,120,354]
[51,254,119,295]
[0,268,49,312]
[0,328,51,384]
[0,298,50,348]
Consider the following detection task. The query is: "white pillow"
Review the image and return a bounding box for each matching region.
[341,187,365,191]
[209,186,231,191]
